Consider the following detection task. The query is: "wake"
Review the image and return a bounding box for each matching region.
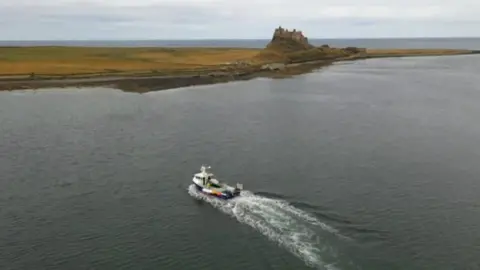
[188,184,350,269]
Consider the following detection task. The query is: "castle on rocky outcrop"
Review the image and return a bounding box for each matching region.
[273,26,307,42]
[268,26,314,50]
[273,26,308,41]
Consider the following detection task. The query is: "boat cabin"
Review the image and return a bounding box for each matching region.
[194,172,222,188]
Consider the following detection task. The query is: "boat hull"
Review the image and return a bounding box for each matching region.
[194,184,239,200]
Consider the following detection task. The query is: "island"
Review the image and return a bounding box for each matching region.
[0,27,478,92]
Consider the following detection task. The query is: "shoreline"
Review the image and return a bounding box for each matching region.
[1,50,479,92]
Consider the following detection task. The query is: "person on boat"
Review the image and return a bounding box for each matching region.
[206,175,211,187]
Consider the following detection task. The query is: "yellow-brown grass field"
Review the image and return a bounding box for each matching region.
[0,47,261,76]
[0,46,476,79]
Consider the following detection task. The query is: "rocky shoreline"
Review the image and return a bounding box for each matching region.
[0,70,261,92]
[1,51,478,93]
[0,60,327,92]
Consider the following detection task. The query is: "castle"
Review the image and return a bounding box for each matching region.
[272,26,309,44]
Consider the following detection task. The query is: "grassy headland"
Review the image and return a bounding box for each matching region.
[1,27,478,91]
[0,46,260,78]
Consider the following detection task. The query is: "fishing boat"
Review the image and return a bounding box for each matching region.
[192,165,243,199]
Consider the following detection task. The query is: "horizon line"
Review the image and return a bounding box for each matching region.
[1,36,480,42]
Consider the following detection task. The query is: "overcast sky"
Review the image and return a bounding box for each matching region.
[1,0,479,40]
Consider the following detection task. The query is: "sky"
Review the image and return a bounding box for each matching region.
[1,0,479,40]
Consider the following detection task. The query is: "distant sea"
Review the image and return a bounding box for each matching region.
[1,38,480,49]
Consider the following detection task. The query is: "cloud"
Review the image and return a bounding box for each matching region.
[0,0,479,39]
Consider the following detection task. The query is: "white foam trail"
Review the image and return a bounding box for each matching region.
[188,185,346,269]
[240,191,349,239]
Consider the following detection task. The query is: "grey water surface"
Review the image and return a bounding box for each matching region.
[1,54,480,270]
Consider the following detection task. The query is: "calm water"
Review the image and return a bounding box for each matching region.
[1,38,480,49]
[1,55,480,270]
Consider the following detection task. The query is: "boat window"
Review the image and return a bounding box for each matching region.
[210,183,222,188]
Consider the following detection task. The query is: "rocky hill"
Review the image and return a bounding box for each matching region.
[266,26,314,52]
[254,26,365,64]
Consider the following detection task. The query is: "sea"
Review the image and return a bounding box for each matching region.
[1,39,480,270]
[1,38,480,50]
